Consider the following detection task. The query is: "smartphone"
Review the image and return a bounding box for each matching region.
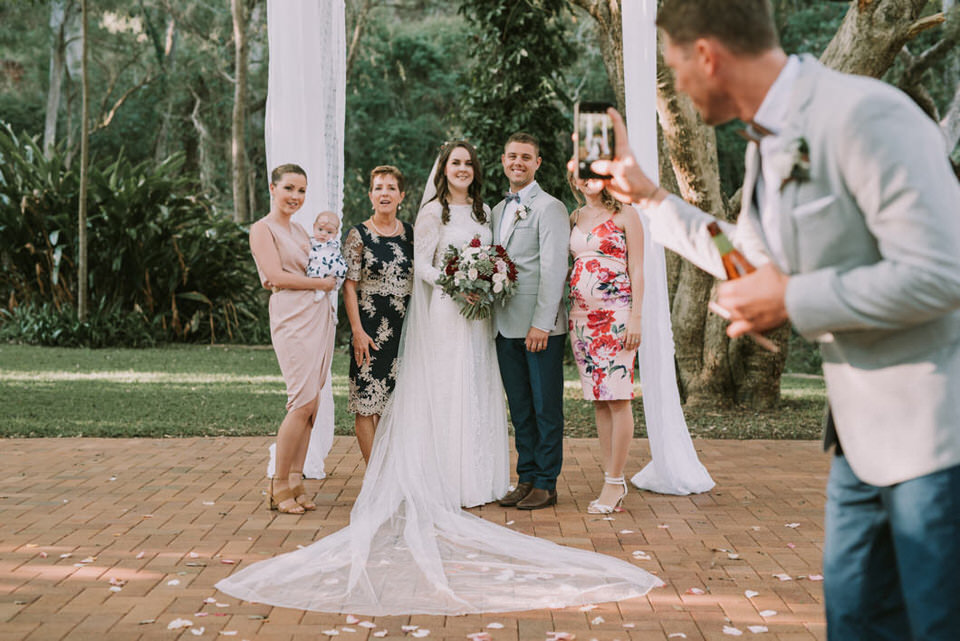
[574,101,615,179]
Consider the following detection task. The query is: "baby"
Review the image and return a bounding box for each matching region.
[306,211,348,302]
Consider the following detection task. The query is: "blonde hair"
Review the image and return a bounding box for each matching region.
[566,172,622,213]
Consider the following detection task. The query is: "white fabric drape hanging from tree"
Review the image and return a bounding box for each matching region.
[623,0,714,495]
[264,0,346,480]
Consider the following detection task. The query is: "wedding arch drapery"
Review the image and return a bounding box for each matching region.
[264,0,346,480]
[623,0,715,495]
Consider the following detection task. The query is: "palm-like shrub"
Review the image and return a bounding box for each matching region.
[0,124,268,345]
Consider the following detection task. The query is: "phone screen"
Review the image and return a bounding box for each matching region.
[575,101,615,179]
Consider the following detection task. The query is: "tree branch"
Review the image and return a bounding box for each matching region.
[91,75,154,133]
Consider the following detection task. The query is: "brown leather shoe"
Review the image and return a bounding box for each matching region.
[498,482,533,507]
[516,488,558,510]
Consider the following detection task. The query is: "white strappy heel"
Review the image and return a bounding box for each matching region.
[587,474,628,514]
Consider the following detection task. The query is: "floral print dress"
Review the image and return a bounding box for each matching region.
[568,217,636,401]
[343,222,414,415]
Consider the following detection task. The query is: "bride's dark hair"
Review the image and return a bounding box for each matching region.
[433,141,486,225]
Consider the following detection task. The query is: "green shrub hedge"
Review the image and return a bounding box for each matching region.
[0,123,269,346]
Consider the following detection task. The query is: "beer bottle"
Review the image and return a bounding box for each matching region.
[706,221,780,352]
[707,221,754,279]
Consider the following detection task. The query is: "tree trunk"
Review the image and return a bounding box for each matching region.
[569,0,625,112]
[654,38,788,408]
[231,0,250,223]
[346,0,374,80]
[821,0,930,77]
[44,0,68,158]
[77,0,89,322]
[154,16,178,162]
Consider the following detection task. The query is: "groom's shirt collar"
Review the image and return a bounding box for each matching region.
[752,55,800,270]
[510,180,538,202]
[752,54,800,138]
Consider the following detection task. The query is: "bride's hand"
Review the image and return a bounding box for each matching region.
[353,331,378,367]
[463,292,481,305]
[624,315,642,351]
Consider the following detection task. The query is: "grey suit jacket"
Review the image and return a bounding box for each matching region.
[491,183,569,339]
[646,55,960,486]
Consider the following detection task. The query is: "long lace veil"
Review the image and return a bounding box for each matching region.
[215,150,663,615]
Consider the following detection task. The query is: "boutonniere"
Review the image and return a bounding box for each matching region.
[771,137,811,190]
[514,204,530,224]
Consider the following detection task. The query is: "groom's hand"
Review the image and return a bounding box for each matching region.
[716,264,790,336]
[525,327,550,353]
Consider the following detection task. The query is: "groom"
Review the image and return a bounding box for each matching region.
[591,1,960,638]
[492,132,569,510]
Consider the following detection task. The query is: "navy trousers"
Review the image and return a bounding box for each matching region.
[823,455,960,640]
[495,333,565,491]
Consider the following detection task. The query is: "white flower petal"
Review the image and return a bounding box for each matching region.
[167,618,193,630]
[345,615,359,624]
[744,590,760,598]
[590,616,605,624]
[747,626,768,634]
[167,579,180,586]
[722,625,744,636]
[758,610,777,617]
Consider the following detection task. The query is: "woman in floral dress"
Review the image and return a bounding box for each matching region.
[568,177,645,514]
[343,166,415,463]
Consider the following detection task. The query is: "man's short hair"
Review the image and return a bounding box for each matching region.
[505,132,540,156]
[656,0,779,55]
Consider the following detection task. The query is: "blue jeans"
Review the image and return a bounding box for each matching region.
[823,455,960,640]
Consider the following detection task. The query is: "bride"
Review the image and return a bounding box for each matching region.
[413,141,510,507]
[215,142,662,615]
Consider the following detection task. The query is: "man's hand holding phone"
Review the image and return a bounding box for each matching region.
[569,108,667,208]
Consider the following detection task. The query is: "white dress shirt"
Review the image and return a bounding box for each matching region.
[499,180,539,243]
[752,54,801,269]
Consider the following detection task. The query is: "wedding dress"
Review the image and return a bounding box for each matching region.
[413,200,510,507]
[215,187,663,615]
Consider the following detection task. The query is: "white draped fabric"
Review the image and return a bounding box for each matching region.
[623,0,715,495]
[263,0,346,479]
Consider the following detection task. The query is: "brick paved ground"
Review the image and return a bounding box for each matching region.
[0,437,828,641]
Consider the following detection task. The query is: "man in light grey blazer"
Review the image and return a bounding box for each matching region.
[589,1,960,638]
[492,132,570,511]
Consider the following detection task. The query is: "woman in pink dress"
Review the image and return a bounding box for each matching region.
[568,177,644,514]
[249,164,338,514]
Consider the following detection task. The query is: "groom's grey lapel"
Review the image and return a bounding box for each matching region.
[491,200,506,245]
[770,56,818,272]
[501,184,541,248]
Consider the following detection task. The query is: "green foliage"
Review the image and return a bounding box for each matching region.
[0,123,270,346]
[458,0,577,204]
[343,14,470,227]
[0,301,162,348]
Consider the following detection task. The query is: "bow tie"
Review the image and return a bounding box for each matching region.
[504,192,521,204]
[737,121,775,144]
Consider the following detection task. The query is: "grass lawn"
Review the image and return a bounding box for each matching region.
[0,343,826,439]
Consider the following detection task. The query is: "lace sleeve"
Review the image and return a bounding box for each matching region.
[344,227,363,281]
[414,204,443,287]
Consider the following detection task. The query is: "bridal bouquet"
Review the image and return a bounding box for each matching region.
[435,235,518,320]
